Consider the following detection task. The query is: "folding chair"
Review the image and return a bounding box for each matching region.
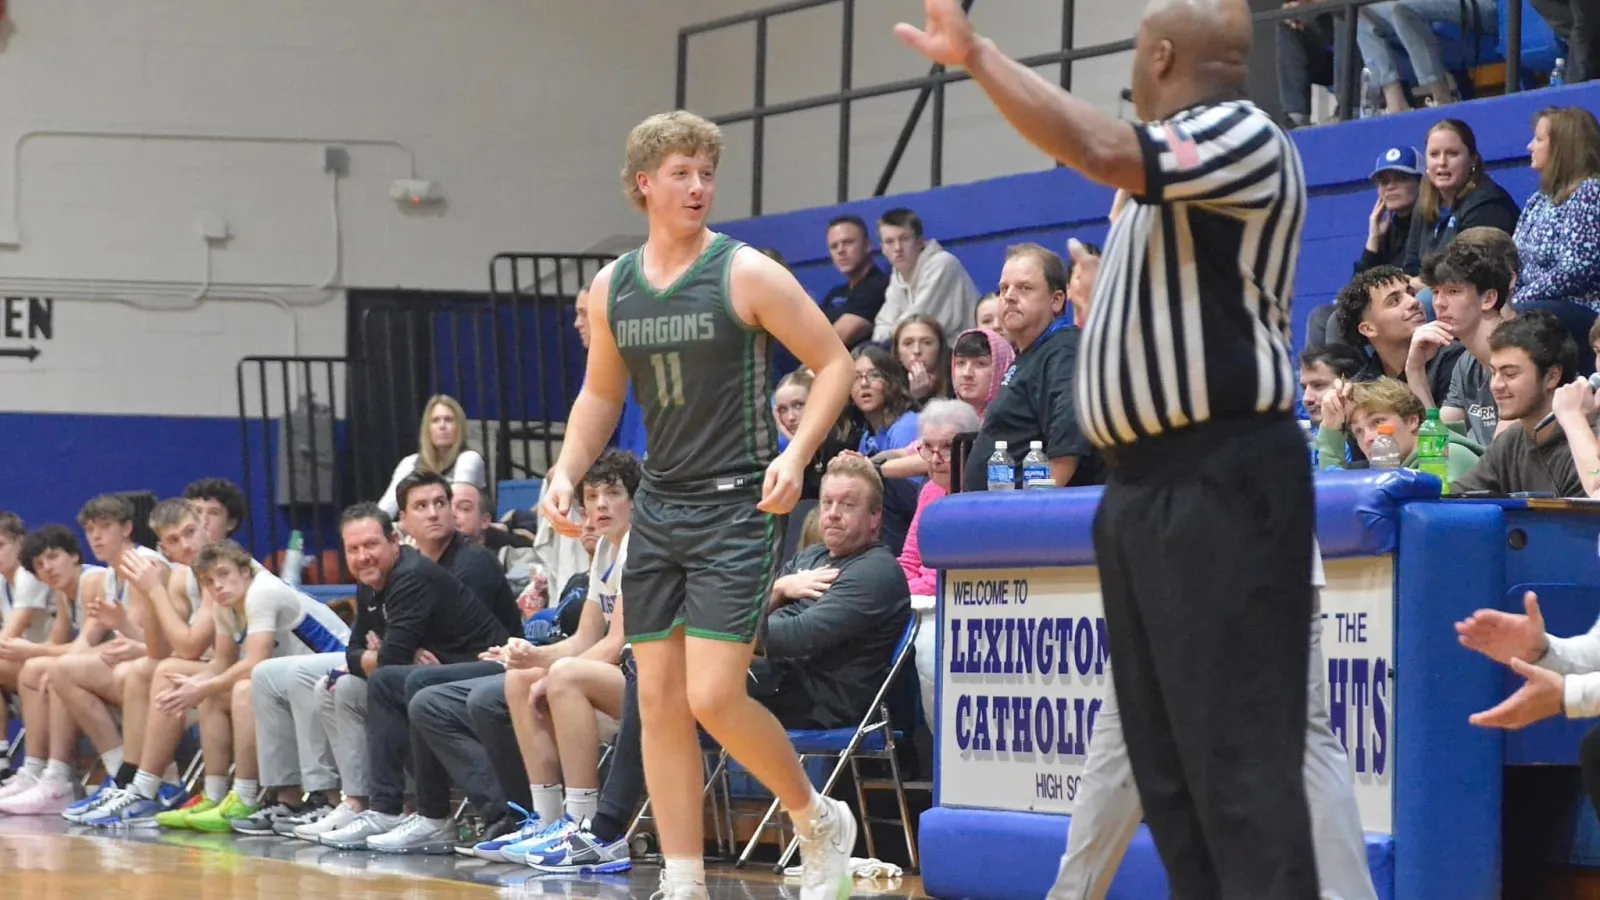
[624,734,737,858]
[734,614,923,872]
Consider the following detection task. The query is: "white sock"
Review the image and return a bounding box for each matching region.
[563,787,598,824]
[0,739,11,757]
[21,758,44,779]
[664,856,706,886]
[100,746,124,775]
[204,776,229,804]
[131,770,162,801]
[43,759,73,785]
[232,778,259,805]
[788,789,828,840]
[161,762,179,783]
[529,783,562,823]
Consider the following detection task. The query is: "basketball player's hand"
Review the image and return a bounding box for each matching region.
[122,550,162,594]
[529,677,551,707]
[758,451,805,516]
[1469,657,1564,730]
[504,637,538,669]
[893,0,978,68]
[97,636,142,666]
[156,674,210,716]
[1457,590,1548,665]
[540,471,583,538]
[0,638,32,661]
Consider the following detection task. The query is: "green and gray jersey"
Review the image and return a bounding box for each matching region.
[607,233,777,503]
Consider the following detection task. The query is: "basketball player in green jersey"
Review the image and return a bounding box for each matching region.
[540,111,858,900]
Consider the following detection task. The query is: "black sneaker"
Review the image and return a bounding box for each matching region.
[230,801,300,836]
[453,810,518,858]
[272,798,334,836]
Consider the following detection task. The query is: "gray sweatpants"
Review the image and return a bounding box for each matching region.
[1048,603,1377,900]
[252,653,345,792]
[324,667,371,797]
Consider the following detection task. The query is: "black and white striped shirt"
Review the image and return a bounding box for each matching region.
[1076,100,1306,448]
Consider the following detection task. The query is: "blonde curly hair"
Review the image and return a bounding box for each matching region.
[621,111,724,212]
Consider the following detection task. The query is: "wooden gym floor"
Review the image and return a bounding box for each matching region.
[0,815,929,900]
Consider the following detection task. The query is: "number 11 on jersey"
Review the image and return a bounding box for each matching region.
[649,351,686,408]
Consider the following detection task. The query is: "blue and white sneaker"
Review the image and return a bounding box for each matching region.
[62,778,117,823]
[500,814,578,865]
[82,788,164,828]
[468,803,544,862]
[526,820,632,874]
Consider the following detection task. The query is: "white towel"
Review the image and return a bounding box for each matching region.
[783,857,904,880]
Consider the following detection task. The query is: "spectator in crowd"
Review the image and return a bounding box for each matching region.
[974,292,1002,337]
[878,326,1014,481]
[1334,265,1464,409]
[820,214,889,348]
[893,314,952,406]
[756,455,911,732]
[1358,0,1494,112]
[0,513,71,761]
[182,478,248,542]
[963,243,1100,490]
[872,208,980,343]
[1401,120,1521,277]
[377,395,487,519]
[896,400,980,719]
[1298,343,1366,468]
[315,504,511,852]
[1356,147,1422,274]
[1314,377,1482,476]
[1275,0,1349,128]
[1452,312,1588,496]
[1549,368,1600,497]
[1300,343,1367,429]
[1591,318,1600,364]
[1529,0,1600,84]
[851,345,920,457]
[1428,241,1516,446]
[774,369,810,452]
[1514,106,1600,314]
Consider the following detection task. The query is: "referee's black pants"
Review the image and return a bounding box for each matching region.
[1094,413,1318,900]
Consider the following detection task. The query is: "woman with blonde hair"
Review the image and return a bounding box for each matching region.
[1514,106,1600,313]
[377,394,487,517]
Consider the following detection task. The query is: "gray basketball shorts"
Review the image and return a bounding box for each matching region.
[621,489,785,644]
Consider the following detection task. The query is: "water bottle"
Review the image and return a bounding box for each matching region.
[1415,407,1450,493]
[1552,57,1567,87]
[282,530,305,588]
[1368,424,1403,469]
[1022,441,1053,489]
[986,440,1017,491]
[1359,67,1375,119]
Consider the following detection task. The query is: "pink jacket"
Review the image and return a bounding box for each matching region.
[896,328,1012,594]
[898,479,948,595]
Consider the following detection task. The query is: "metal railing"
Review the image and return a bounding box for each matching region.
[678,0,1530,215]
[487,252,615,483]
[236,355,358,581]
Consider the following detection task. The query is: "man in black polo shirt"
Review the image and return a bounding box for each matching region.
[394,470,519,634]
[963,243,1100,490]
[317,503,511,853]
[820,214,889,348]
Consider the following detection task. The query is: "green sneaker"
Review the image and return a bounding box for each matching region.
[186,791,257,833]
[155,795,216,829]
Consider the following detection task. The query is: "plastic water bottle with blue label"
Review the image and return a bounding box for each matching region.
[1022,440,1052,489]
[987,440,1016,491]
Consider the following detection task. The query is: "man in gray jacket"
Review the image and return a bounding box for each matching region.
[873,207,980,344]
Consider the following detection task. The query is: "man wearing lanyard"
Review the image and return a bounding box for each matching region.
[961,243,1101,490]
[900,1,1320,896]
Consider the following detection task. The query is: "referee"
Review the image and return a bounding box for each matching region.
[899,2,1317,898]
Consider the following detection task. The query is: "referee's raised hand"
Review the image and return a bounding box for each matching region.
[893,0,978,68]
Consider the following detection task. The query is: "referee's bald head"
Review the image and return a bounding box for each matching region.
[1131,0,1253,121]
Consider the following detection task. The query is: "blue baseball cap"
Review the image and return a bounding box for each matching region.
[1370,146,1422,180]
